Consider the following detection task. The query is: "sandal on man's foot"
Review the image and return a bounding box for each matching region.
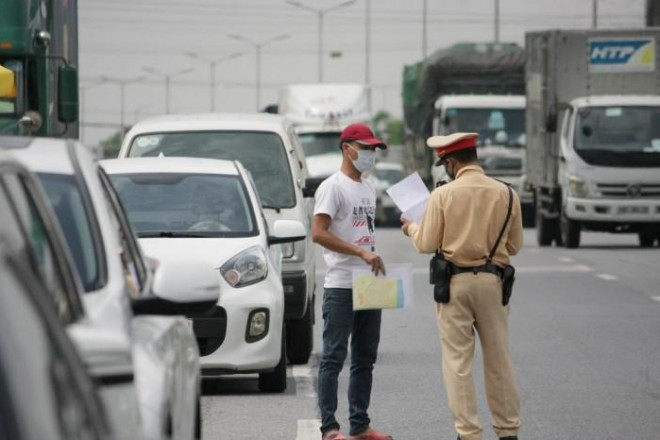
[323,430,347,440]
[349,428,393,440]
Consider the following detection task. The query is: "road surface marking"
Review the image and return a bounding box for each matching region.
[296,419,321,440]
[558,256,575,263]
[652,296,660,303]
[596,273,619,281]
[292,357,317,398]
[413,265,593,275]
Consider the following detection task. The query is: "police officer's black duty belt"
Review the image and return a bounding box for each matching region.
[450,264,503,276]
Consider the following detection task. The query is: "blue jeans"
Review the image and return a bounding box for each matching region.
[318,288,382,436]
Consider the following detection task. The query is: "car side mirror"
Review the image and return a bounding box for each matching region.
[58,65,78,123]
[303,177,323,198]
[268,219,306,245]
[545,103,557,133]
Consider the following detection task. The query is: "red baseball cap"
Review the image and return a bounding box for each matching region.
[339,123,387,149]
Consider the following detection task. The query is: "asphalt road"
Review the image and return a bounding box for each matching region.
[201,227,660,440]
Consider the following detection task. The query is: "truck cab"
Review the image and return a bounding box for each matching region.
[431,95,534,223]
[554,95,660,247]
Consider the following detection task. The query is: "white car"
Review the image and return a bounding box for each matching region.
[364,161,406,226]
[102,157,306,392]
[117,113,317,365]
[5,138,208,440]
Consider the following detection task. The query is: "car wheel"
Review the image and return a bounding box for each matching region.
[560,212,580,249]
[194,395,202,439]
[286,298,314,365]
[258,327,287,393]
[638,232,655,248]
[536,211,555,247]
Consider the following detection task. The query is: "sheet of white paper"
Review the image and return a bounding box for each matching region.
[385,172,430,213]
[402,199,428,223]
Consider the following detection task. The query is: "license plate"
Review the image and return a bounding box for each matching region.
[619,206,649,214]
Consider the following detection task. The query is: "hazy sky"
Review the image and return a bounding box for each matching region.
[78,0,646,145]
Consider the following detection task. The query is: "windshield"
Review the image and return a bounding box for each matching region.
[444,107,525,147]
[372,168,405,185]
[128,131,295,209]
[298,132,342,157]
[574,106,660,167]
[109,173,257,238]
[38,174,102,293]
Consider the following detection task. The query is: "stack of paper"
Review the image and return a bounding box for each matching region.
[352,264,413,311]
[385,172,430,223]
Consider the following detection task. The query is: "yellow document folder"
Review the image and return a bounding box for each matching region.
[352,275,404,311]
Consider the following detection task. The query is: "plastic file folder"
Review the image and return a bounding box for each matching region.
[352,264,413,311]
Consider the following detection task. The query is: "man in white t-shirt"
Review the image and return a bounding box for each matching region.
[312,123,392,440]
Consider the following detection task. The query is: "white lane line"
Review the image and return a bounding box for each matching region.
[413,265,593,275]
[652,296,660,303]
[558,256,575,263]
[292,359,317,398]
[296,419,321,440]
[596,273,619,281]
[292,364,314,378]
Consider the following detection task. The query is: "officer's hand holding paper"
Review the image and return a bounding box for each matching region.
[385,171,430,223]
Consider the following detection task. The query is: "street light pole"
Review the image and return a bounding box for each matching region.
[185,52,243,111]
[228,33,289,111]
[142,66,195,114]
[285,0,357,83]
[100,75,145,135]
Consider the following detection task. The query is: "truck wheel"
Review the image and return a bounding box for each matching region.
[638,232,655,248]
[560,214,581,249]
[258,326,287,393]
[536,211,554,246]
[286,297,314,364]
[522,204,536,228]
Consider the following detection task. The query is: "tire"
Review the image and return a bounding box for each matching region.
[560,213,581,249]
[638,232,655,248]
[258,327,287,393]
[536,210,554,247]
[194,395,202,439]
[522,203,536,228]
[286,297,314,365]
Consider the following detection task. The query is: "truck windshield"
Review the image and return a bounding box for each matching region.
[445,108,525,147]
[127,131,295,209]
[574,106,660,167]
[298,132,341,157]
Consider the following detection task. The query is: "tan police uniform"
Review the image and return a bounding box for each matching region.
[406,133,523,440]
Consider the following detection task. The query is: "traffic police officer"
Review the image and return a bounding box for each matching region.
[401,133,523,440]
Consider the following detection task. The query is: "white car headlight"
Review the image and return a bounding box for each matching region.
[568,175,589,198]
[220,246,268,288]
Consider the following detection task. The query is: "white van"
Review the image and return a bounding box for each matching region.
[118,113,317,364]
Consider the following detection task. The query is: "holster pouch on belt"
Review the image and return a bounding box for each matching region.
[430,252,452,304]
[501,264,515,306]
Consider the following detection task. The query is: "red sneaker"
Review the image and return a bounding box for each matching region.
[349,428,393,440]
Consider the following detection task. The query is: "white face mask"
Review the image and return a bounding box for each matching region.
[350,146,376,173]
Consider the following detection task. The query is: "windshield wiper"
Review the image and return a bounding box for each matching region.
[139,231,206,238]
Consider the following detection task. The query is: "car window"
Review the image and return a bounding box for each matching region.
[38,173,102,292]
[2,174,75,324]
[127,130,296,209]
[110,173,258,238]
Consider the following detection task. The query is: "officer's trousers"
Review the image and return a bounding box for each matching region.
[436,272,521,440]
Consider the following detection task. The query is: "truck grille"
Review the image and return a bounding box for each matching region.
[596,183,660,199]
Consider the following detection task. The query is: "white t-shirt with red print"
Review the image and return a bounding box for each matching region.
[314,171,377,289]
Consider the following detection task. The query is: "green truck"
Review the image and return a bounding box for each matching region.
[0,0,79,137]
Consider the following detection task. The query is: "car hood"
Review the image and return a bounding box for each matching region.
[305,153,342,178]
[139,236,263,302]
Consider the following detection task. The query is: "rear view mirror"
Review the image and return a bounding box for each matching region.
[303,177,323,198]
[545,103,557,133]
[58,65,78,123]
[268,219,306,245]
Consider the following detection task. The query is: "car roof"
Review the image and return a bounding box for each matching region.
[101,157,241,176]
[375,161,404,171]
[125,113,292,135]
[0,137,76,175]
[434,95,525,109]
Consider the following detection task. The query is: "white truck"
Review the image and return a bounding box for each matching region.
[526,29,660,248]
[278,83,370,182]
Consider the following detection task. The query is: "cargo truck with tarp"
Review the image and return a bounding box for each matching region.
[402,43,533,222]
[526,29,660,248]
[0,0,79,137]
